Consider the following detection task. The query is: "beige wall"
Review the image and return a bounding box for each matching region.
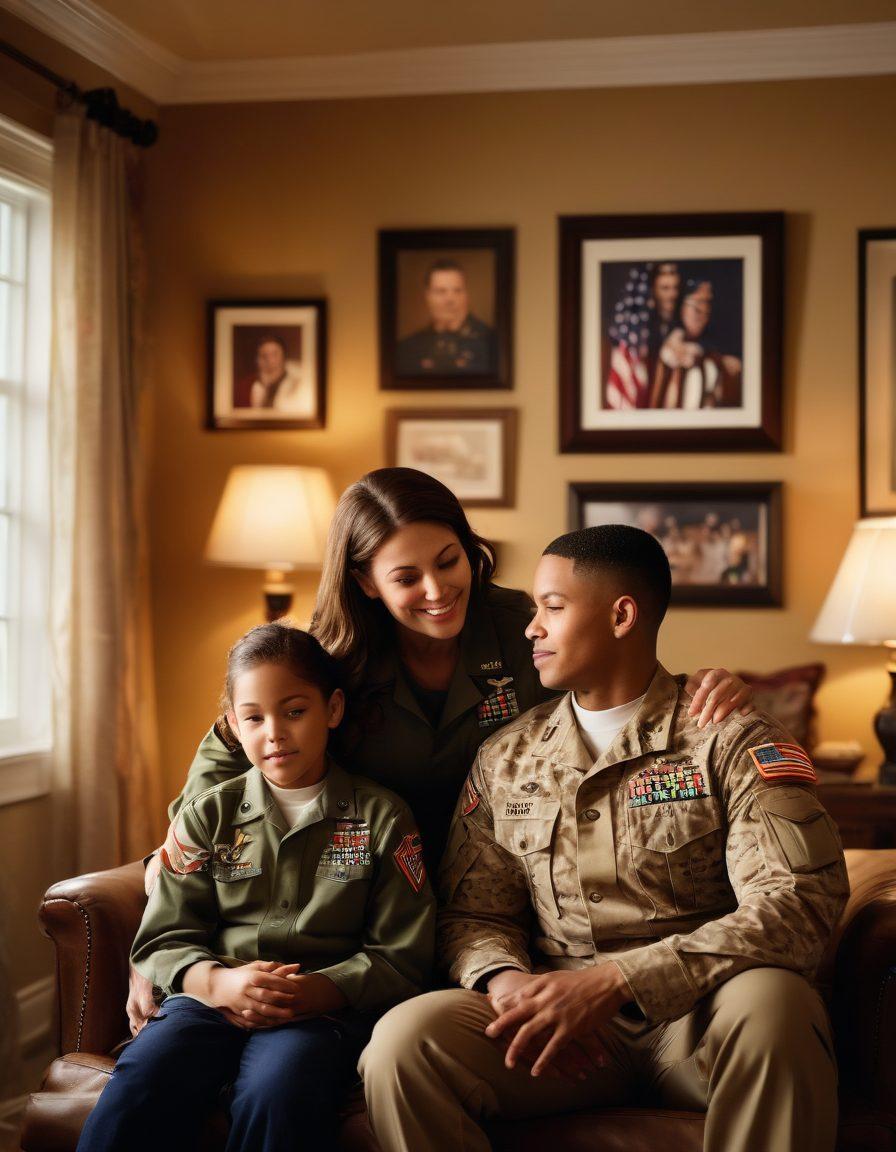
[146,75,896,799]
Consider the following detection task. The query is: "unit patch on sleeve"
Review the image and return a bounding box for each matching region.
[749,742,817,784]
[160,819,210,875]
[319,821,372,870]
[393,832,427,893]
[628,760,710,808]
[477,677,520,728]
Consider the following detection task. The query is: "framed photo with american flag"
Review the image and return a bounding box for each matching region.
[559,213,783,452]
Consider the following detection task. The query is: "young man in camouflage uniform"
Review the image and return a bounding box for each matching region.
[361,524,849,1152]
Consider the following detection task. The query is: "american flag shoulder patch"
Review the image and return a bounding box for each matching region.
[748,742,817,784]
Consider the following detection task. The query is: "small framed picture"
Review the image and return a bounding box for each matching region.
[568,481,783,607]
[385,408,517,507]
[859,229,896,516]
[207,299,326,430]
[379,228,514,390]
[559,213,783,452]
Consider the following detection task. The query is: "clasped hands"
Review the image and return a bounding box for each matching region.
[127,960,346,1036]
[483,962,631,1082]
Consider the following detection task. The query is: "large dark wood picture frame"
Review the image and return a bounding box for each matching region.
[859,228,896,516]
[569,481,783,607]
[379,228,514,391]
[559,212,783,453]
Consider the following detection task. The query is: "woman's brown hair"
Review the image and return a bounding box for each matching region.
[311,468,496,690]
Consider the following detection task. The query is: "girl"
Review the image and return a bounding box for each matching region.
[82,625,434,1152]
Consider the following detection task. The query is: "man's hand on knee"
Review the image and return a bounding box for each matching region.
[484,962,631,1077]
[127,965,159,1036]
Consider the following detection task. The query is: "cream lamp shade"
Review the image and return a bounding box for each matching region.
[810,518,896,645]
[205,465,336,620]
[810,517,896,785]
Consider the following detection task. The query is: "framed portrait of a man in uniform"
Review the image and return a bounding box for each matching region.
[379,228,514,390]
[207,299,327,430]
[559,213,783,452]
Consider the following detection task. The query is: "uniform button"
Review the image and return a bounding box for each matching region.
[583,809,600,821]
[589,891,603,903]
[240,802,251,813]
[337,800,349,811]
[280,900,289,909]
[519,839,528,850]
[522,782,539,794]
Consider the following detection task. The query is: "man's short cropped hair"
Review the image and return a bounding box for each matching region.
[424,259,465,287]
[543,524,672,630]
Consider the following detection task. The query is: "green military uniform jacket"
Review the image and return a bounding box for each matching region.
[438,664,849,1024]
[133,761,435,1015]
[171,586,553,871]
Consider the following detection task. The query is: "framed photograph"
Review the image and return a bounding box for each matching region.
[568,481,783,607]
[207,299,326,430]
[859,229,896,516]
[559,213,783,452]
[385,408,517,507]
[379,228,514,390]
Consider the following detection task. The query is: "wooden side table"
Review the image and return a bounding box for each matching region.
[817,781,896,849]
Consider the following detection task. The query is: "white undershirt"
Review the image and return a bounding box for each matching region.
[264,777,326,828]
[571,692,647,761]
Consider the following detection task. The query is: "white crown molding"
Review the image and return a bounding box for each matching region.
[2,0,896,105]
[0,0,182,103]
[0,113,52,188]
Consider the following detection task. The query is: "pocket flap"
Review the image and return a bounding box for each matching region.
[494,801,560,856]
[755,787,824,824]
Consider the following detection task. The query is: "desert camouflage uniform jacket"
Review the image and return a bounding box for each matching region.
[438,664,849,1024]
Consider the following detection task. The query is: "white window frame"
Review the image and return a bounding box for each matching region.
[0,115,52,805]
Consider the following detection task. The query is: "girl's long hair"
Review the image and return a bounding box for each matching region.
[311,468,496,691]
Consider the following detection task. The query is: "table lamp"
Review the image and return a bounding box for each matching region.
[810,517,896,784]
[205,465,336,621]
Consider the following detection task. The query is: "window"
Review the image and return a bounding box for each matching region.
[0,115,52,803]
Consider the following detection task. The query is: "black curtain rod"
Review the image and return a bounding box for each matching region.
[0,39,158,147]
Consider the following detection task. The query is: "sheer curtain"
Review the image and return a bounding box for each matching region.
[49,108,163,877]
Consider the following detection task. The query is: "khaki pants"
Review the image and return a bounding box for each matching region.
[359,968,837,1152]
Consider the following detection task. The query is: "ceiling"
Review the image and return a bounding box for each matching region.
[85,0,896,61]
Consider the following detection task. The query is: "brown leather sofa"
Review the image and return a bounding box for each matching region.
[19,850,896,1152]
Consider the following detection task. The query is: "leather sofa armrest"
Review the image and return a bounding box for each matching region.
[827,849,896,1110]
[38,861,148,1055]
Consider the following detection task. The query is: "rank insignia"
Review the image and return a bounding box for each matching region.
[393,832,426,893]
[477,678,519,728]
[627,760,710,808]
[319,820,372,870]
[749,742,817,784]
[160,820,209,875]
[462,772,481,816]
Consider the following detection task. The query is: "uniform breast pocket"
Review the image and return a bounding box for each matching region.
[628,805,728,919]
[493,801,561,919]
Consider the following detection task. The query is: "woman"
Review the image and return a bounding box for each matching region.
[129,468,751,1030]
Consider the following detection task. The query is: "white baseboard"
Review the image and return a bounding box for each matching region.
[16,976,54,1055]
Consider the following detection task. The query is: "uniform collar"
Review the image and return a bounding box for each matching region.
[533,663,679,771]
[370,589,507,731]
[232,758,359,835]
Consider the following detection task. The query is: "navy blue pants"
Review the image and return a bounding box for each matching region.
[76,996,368,1152]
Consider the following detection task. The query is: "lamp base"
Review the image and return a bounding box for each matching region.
[875,665,896,786]
[263,568,294,623]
